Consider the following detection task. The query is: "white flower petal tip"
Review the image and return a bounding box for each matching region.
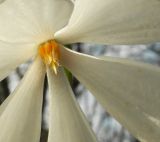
[0,57,45,142]
[60,46,160,142]
[47,67,98,142]
[55,0,160,45]
[0,0,73,43]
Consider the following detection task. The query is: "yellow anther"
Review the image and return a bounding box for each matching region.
[39,40,60,74]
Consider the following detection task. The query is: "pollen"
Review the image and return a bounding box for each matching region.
[39,40,60,74]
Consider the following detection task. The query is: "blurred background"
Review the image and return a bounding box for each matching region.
[1,42,160,142]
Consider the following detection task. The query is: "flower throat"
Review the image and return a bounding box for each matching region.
[39,40,60,74]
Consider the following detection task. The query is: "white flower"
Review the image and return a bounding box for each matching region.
[0,0,160,142]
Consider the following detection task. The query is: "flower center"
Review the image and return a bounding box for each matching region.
[38,40,60,74]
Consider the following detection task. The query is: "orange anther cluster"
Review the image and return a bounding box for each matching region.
[39,40,60,74]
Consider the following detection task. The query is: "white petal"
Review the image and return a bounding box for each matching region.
[47,67,97,142]
[55,0,160,45]
[0,0,4,4]
[0,0,73,43]
[60,46,160,142]
[0,57,45,142]
[0,93,13,116]
[0,42,36,81]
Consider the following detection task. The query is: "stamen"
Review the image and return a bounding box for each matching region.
[39,40,60,74]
